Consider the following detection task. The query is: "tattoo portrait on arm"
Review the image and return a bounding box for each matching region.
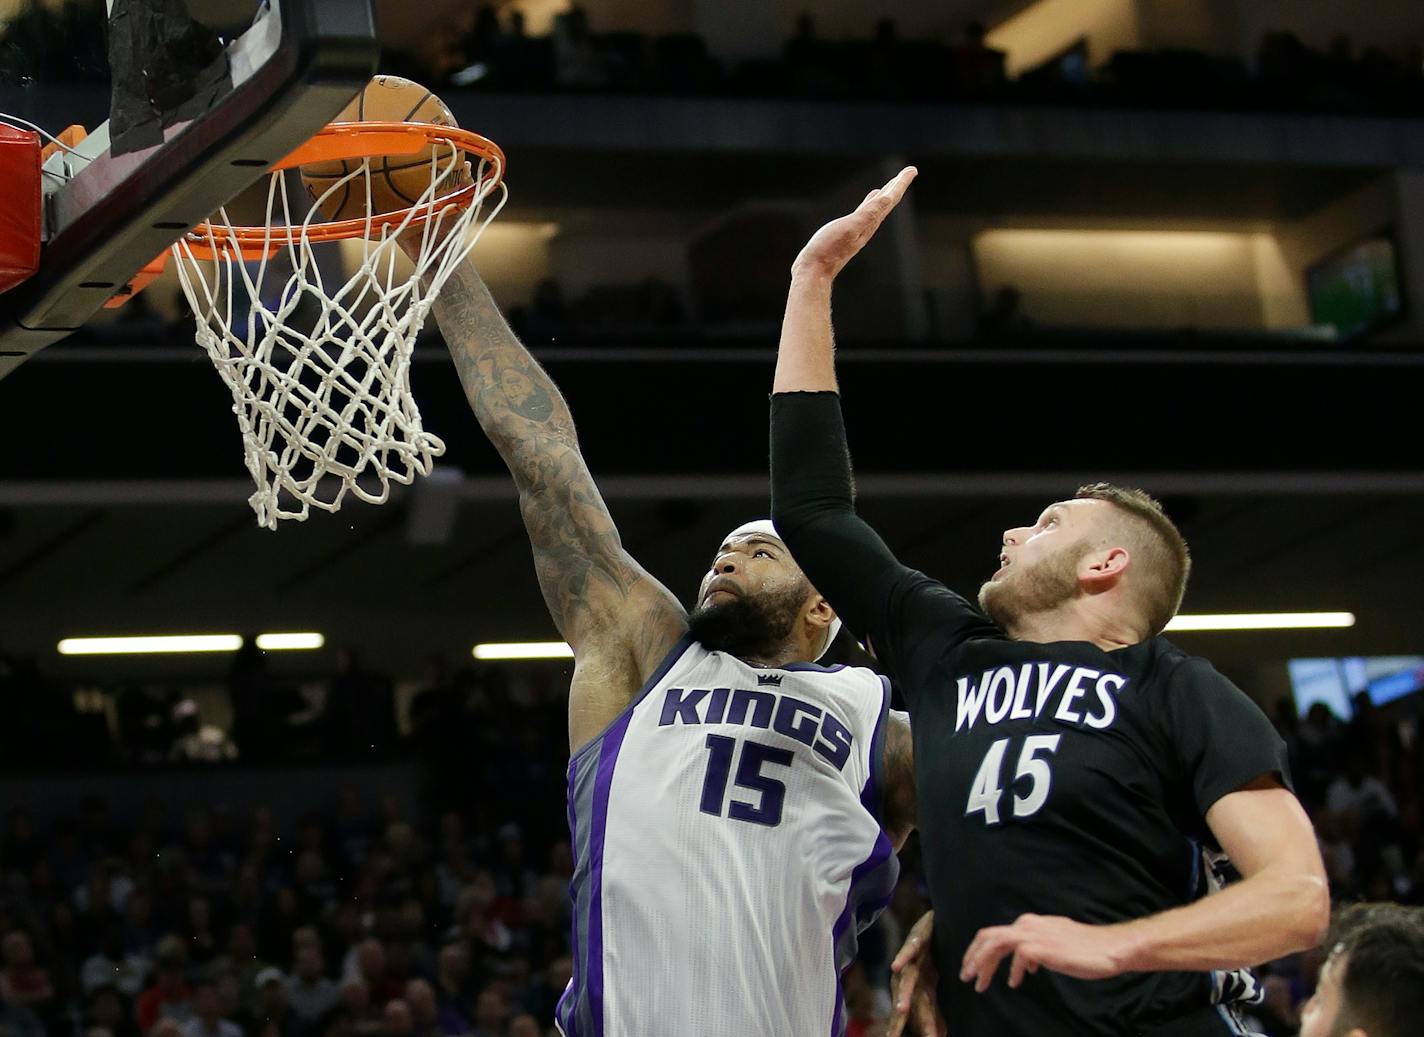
[483,358,554,421]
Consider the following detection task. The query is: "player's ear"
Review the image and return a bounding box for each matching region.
[803,590,835,630]
[1079,546,1129,592]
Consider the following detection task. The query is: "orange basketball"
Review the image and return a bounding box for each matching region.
[300,75,472,223]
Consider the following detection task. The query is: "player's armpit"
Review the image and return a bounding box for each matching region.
[881,709,916,850]
[1109,775,1328,974]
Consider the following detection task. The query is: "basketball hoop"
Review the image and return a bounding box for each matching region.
[169,121,507,529]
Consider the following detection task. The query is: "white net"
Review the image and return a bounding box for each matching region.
[170,142,506,529]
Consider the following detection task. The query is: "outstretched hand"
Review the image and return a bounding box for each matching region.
[960,914,1134,993]
[888,911,946,1037]
[791,166,917,282]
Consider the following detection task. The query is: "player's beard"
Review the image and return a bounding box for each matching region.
[978,540,1091,631]
[688,582,809,660]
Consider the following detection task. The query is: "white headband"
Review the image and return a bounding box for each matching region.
[722,519,844,662]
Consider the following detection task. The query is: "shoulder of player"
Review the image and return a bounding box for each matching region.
[1130,637,1243,702]
[896,573,1005,652]
[897,567,997,622]
[568,628,698,755]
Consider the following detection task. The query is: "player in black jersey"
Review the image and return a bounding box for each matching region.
[767,167,1329,1037]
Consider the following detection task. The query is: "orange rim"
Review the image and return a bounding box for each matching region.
[182,122,506,259]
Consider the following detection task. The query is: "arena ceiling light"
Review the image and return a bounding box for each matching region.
[1165,612,1356,632]
[57,632,326,655]
[58,634,244,655]
[254,632,325,651]
[472,641,574,661]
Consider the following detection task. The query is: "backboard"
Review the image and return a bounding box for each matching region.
[0,0,379,379]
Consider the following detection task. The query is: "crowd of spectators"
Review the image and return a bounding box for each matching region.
[2,638,1422,1035]
[4,1,1424,117]
[1234,690,1424,1035]
[0,791,578,1037]
[410,7,1424,116]
[0,642,911,1037]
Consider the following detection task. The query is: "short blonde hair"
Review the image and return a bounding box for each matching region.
[1075,483,1191,636]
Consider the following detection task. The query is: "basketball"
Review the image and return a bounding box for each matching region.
[300,75,472,223]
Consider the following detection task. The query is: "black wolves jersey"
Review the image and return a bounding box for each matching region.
[770,391,1290,1037]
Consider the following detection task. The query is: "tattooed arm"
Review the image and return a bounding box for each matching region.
[422,259,688,752]
[882,709,916,851]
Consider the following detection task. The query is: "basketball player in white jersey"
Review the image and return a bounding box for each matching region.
[406,240,916,1036]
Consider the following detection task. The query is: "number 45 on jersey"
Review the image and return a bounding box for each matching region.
[966,735,1061,825]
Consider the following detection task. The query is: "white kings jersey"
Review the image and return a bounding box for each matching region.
[555,635,898,1037]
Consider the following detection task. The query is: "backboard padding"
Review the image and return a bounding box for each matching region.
[0,0,379,379]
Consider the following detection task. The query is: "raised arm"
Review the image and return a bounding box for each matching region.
[772,167,917,395]
[422,258,687,750]
[770,168,995,683]
[768,170,922,643]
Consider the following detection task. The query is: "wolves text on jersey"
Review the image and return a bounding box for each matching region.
[955,663,1126,733]
[657,686,854,771]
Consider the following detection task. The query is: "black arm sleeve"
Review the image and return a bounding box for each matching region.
[770,392,998,696]
[769,391,906,636]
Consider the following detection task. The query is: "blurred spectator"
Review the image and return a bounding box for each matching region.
[519,953,568,1024]
[85,983,142,1037]
[551,7,607,89]
[1326,751,1399,822]
[243,967,297,1037]
[506,1014,539,1037]
[338,978,382,1036]
[382,997,414,1036]
[402,979,439,1037]
[980,284,1031,337]
[1,809,43,876]
[0,998,43,1037]
[952,21,1006,93]
[784,12,837,96]
[324,651,398,760]
[80,924,150,999]
[288,944,340,1027]
[343,939,388,997]
[135,935,193,1033]
[228,642,282,762]
[252,883,293,955]
[122,888,158,958]
[468,987,508,1037]
[170,700,240,763]
[841,962,883,1036]
[432,944,472,1035]
[0,931,54,1019]
[183,896,222,967]
[180,976,242,1037]
[75,867,126,960]
[213,921,267,1018]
